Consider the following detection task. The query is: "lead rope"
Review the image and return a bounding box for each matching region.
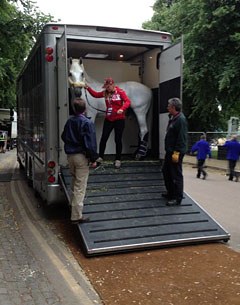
[84,88,106,113]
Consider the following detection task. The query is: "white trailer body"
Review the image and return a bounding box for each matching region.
[16,24,182,205]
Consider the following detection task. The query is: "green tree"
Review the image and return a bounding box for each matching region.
[0,0,54,108]
[143,0,240,131]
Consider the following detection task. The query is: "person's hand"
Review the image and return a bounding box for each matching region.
[172,151,180,163]
[117,109,123,114]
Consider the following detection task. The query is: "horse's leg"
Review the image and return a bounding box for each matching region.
[134,111,149,160]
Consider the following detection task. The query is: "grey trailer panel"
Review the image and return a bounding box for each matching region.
[57,27,69,167]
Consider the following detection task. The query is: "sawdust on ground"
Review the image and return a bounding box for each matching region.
[54,221,240,305]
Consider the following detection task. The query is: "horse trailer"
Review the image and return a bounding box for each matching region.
[16,23,183,204]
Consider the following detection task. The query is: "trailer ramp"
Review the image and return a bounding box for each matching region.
[60,161,230,256]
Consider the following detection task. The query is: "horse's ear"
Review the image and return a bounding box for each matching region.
[79,57,83,65]
[69,57,73,65]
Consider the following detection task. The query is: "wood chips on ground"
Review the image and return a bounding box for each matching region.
[55,221,240,305]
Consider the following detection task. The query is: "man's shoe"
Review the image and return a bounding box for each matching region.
[161,193,172,199]
[202,173,208,180]
[166,199,181,206]
[114,160,121,169]
[71,217,90,224]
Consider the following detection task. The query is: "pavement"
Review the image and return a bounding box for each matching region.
[0,150,230,305]
[0,150,102,305]
[183,154,228,172]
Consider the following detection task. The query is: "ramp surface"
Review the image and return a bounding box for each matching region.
[60,161,230,256]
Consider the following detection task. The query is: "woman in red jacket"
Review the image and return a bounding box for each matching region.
[85,77,131,168]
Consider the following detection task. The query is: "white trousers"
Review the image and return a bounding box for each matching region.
[67,154,89,221]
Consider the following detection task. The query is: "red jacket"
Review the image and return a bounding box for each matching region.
[87,86,131,122]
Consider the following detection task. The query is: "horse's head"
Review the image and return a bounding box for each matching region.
[68,57,85,98]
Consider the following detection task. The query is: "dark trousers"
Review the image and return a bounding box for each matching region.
[162,152,184,201]
[197,159,207,178]
[228,159,237,180]
[99,119,125,160]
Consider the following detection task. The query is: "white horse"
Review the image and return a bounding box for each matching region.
[68,58,152,159]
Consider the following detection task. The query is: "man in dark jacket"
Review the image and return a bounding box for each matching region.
[61,98,98,223]
[162,98,188,206]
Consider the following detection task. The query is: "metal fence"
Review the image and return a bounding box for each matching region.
[188,132,240,160]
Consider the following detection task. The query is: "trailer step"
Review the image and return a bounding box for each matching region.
[60,161,230,256]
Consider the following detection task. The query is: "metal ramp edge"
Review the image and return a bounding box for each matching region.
[60,161,230,256]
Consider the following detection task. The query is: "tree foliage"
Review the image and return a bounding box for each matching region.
[0,0,54,108]
[143,0,240,131]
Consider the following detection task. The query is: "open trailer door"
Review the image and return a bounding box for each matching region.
[57,26,69,166]
[158,38,183,159]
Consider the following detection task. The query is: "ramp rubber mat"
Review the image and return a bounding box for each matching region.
[60,161,230,256]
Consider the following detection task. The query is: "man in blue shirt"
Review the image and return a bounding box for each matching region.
[223,135,240,181]
[191,134,211,179]
[61,98,98,223]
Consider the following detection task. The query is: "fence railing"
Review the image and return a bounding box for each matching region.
[188,132,240,160]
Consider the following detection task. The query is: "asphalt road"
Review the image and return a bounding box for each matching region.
[183,163,240,252]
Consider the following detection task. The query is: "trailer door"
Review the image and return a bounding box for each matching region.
[159,38,183,159]
[57,27,69,166]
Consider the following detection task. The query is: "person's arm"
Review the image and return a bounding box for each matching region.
[117,89,131,113]
[174,118,188,153]
[191,142,198,154]
[61,122,68,143]
[83,121,98,163]
[86,86,104,98]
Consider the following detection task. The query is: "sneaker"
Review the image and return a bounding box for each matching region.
[71,216,90,224]
[166,199,181,206]
[96,157,103,167]
[114,160,121,169]
[96,157,103,163]
[202,173,208,180]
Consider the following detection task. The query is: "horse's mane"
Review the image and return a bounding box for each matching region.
[83,67,102,89]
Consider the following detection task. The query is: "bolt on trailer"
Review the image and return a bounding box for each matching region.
[16,23,183,205]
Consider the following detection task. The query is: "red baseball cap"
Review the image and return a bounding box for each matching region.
[102,77,114,88]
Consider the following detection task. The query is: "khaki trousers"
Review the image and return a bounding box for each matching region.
[67,154,89,221]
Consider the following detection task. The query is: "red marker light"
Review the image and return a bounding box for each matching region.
[48,175,55,183]
[45,47,53,54]
[45,55,53,62]
[48,161,56,168]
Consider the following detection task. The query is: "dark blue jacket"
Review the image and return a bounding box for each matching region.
[61,114,98,162]
[223,139,240,161]
[191,139,211,160]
